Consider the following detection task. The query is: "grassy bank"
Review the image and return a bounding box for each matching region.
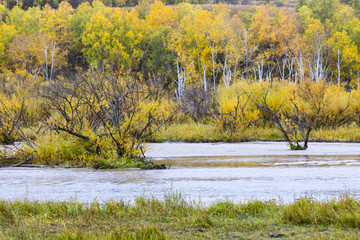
[0,194,360,239]
[150,122,360,143]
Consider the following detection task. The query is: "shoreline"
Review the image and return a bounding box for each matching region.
[2,140,360,168]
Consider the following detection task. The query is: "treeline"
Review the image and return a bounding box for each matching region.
[1,0,209,10]
[1,0,360,166]
[0,0,359,87]
[2,0,360,10]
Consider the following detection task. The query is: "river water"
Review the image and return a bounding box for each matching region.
[0,142,359,204]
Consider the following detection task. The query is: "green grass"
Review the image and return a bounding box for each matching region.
[150,122,360,143]
[0,155,164,169]
[0,194,360,239]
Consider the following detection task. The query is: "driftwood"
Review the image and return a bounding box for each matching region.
[12,152,35,167]
[0,151,35,167]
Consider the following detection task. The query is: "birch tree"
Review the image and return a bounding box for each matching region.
[305,20,329,83]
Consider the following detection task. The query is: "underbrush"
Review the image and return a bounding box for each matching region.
[0,194,359,239]
[1,132,164,169]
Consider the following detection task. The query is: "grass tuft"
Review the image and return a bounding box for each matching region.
[283,195,360,228]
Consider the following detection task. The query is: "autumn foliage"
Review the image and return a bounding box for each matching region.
[1,0,360,165]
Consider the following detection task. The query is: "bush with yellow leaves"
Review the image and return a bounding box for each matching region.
[242,79,353,150]
[29,71,176,167]
[0,93,24,144]
[0,70,46,144]
[349,87,360,127]
[214,82,260,137]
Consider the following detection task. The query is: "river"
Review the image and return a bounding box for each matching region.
[0,142,359,204]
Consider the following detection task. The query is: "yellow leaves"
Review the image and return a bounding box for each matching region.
[92,0,106,10]
[8,34,39,73]
[350,88,360,120]
[297,80,327,110]
[0,87,28,144]
[82,7,145,71]
[170,3,244,87]
[327,31,353,50]
[304,18,326,44]
[332,3,356,33]
[215,83,260,133]
[83,12,113,67]
[193,7,212,34]
[42,1,74,45]
[249,5,302,61]
[5,4,72,78]
[248,81,287,113]
[0,93,22,112]
[175,3,193,21]
[123,9,145,47]
[324,84,350,113]
[250,6,277,44]
[146,1,178,28]
[7,6,37,34]
[281,80,352,129]
[327,30,359,75]
[276,9,302,55]
[0,23,15,65]
[298,5,316,28]
[0,4,6,21]
[212,3,231,21]
[34,131,91,164]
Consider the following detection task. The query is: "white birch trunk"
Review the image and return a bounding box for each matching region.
[277,57,286,84]
[337,49,342,86]
[296,53,305,83]
[175,59,193,105]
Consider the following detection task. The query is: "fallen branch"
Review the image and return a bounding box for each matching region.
[11,152,35,167]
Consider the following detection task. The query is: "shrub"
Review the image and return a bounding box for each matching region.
[214,82,259,137]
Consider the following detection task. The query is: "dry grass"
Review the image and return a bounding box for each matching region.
[151,122,360,143]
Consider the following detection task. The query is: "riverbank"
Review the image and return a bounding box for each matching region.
[2,123,360,169]
[2,134,360,169]
[150,123,360,143]
[0,157,165,169]
[0,143,165,169]
[0,194,359,239]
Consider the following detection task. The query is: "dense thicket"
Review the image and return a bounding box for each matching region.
[1,0,360,165]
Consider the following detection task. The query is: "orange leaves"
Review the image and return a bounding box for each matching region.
[250,6,303,61]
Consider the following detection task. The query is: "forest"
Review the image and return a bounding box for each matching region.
[1,0,360,167]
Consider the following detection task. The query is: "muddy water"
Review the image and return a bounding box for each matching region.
[0,142,359,203]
